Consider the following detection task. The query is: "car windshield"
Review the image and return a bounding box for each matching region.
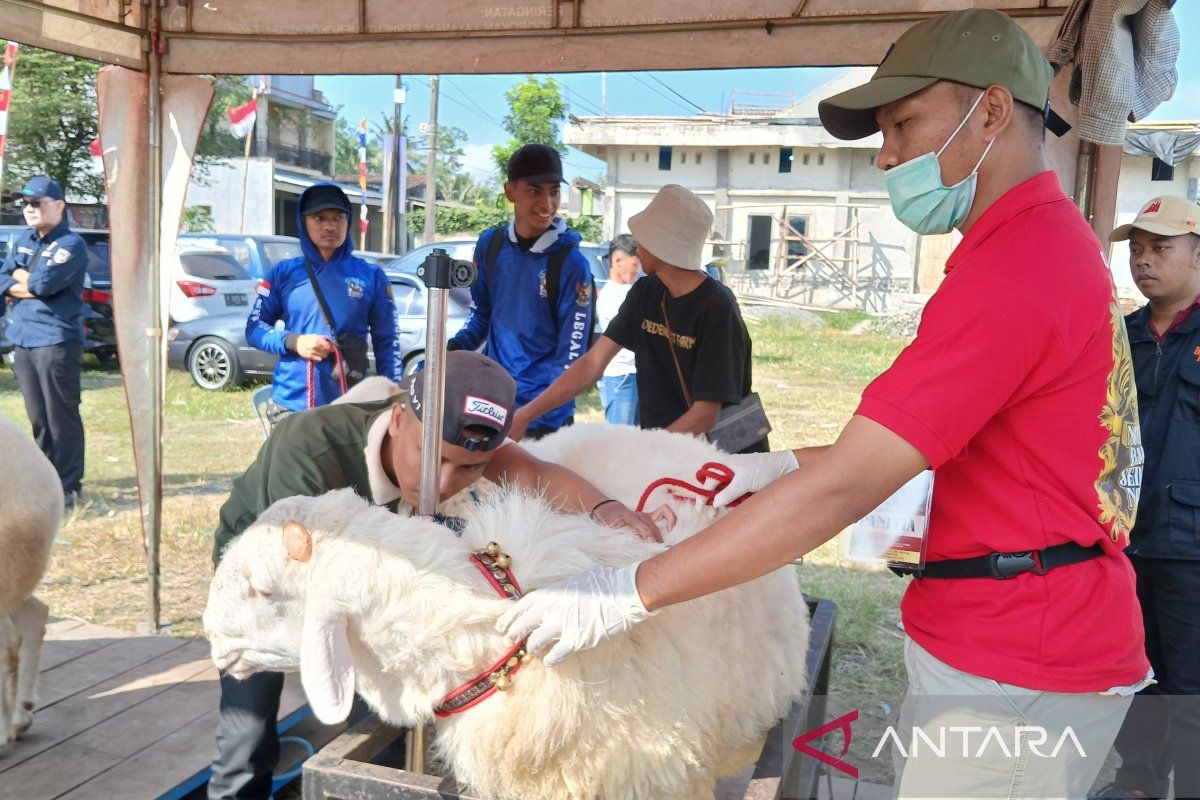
[181,252,252,281]
[262,241,301,267]
[386,242,475,274]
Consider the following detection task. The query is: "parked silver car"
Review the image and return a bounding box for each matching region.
[168,270,471,390]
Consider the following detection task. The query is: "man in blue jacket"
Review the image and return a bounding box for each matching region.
[0,176,89,505]
[1099,195,1200,800]
[448,143,594,440]
[247,183,400,418]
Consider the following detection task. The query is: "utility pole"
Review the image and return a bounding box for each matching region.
[392,75,407,254]
[601,71,607,115]
[423,75,439,244]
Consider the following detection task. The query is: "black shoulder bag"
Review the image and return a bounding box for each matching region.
[303,260,370,387]
[660,290,771,454]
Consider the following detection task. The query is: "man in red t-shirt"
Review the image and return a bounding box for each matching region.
[499,10,1149,796]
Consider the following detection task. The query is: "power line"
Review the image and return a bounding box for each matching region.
[646,73,708,114]
[627,73,697,115]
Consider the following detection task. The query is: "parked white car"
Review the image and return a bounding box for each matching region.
[168,247,260,324]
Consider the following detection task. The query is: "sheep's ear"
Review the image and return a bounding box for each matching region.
[300,606,356,724]
[283,522,312,563]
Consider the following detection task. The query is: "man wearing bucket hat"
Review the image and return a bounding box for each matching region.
[207,350,663,800]
[1098,196,1200,800]
[501,10,1151,796]
[508,184,766,453]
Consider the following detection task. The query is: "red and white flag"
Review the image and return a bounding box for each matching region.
[0,42,20,176]
[227,97,258,139]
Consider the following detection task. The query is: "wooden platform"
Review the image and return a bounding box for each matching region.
[0,618,320,800]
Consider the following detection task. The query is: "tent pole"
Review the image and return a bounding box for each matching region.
[145,1,164,633]
[1073,140,1096,222]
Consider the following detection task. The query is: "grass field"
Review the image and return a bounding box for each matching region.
[0,313,912,783]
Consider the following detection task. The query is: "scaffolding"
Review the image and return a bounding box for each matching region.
[721,202,906,313]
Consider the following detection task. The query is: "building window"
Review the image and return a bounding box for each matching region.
[695,152,702,165]
[747,215,772,270]
[1151,157,1175,181]
[779,147,793,173]
[630,151,636,162]
[817,153,826,166]
[658,146,673,171]
[644,152,650,163]
[763,152,771,165]
[749,152,756,165]
[785,216,809,259]
[681,152,688,164]
[803,153,811,166]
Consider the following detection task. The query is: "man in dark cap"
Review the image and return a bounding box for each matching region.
[247,182,400,420]
[448,143,595,440]
[501,10,1150,797]
[0,176,90,506]
[207,350,661,800]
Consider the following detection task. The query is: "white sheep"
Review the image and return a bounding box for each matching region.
[330,375,403,406]
[0,412,62,751]
[204,424,809,800]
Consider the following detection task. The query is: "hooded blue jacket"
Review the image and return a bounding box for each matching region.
[451,219,594,430]
[0,219,89,347]
[246,183,401,411]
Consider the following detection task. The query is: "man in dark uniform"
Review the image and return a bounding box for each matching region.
[0,176,89,505]
[1098,195,1200,800]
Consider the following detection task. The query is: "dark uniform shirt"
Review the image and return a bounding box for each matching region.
[0,219,89,347]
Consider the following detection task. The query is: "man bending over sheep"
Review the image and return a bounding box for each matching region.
[207,350,660,800]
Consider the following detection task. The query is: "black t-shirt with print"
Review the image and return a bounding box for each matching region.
[604,274,756,433]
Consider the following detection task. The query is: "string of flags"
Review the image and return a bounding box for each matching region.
[359,118,369,241]
[0,42,21,182]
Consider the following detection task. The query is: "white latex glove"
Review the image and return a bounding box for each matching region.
[498,562,655,666]
[705,450,800,507]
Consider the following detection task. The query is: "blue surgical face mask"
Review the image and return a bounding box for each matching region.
[884,91,995,235]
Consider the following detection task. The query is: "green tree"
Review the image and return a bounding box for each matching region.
[408,122,467,180]
[2,47,102,200]
[182,205,216,233]
[197,77,254,160]
[334,116,384,176]
[492,77,566,181]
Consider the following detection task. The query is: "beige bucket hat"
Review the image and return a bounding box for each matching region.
[627,184,713,270]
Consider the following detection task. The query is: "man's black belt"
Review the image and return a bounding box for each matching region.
[890,542,1106,580]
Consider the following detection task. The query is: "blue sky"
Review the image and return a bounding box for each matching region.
[315,3,1198,186]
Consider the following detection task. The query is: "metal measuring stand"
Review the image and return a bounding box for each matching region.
[407,247,477,775]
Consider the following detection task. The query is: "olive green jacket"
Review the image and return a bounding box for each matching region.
[213,397,405,565]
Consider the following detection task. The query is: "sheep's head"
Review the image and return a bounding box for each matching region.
[204,488,367,724]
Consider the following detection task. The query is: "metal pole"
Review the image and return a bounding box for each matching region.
[146,0,164,634]
[392,74,407,254]
[423,75,439,243]
[237,116,253,234]
[411,247,456,776]
[1074,140,1096,223]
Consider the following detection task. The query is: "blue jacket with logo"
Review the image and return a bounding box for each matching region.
[0,220,89,347]
[1125,304,1200,560]
[247,183,401,411]
[451,219,594,430]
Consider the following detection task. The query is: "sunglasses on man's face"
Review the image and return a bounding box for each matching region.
[18,197,50,209]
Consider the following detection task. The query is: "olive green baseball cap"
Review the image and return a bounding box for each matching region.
[818,9,1054,141]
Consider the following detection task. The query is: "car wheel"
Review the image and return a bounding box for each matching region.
[188,336,244,391]
[403,352,424,377]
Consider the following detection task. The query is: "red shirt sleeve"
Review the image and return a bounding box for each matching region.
[856,269,1061,468]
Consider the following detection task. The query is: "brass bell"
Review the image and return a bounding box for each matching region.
[506,656,519,669]
[519,650,533,665]
[491,672,511,691]
[494,554,511,569]
[485,542,501,557]
[502,583,516,594]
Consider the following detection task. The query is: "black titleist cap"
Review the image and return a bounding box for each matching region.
[408,352,517,452]
[506,144,564,185]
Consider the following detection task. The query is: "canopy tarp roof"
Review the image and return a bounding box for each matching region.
[4,0,1071,74]
[1,0,1132,633]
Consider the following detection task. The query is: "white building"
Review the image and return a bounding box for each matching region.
[1110,121,1200,295]
[566,69,926,312]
